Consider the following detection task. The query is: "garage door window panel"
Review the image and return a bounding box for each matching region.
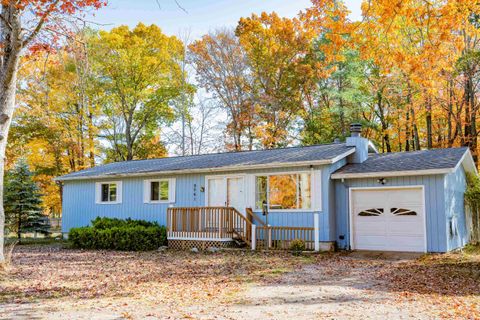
[391,208,417,216]
[358,208,383,216]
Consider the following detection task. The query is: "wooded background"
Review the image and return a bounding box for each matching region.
[7,0,480,217]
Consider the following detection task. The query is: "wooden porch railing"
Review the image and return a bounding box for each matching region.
[246,207,266,227]
[167,207,253,245]
[167,207,320,251]
[255,226,315,250]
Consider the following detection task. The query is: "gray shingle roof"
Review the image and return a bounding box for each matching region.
[56,143,355,181]
[332,147,469,178]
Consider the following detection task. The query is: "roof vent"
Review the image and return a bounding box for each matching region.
[333,138,341,144]
[350,123,362,137]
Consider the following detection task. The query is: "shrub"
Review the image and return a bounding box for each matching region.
[289,239,306,253]
[69,217,167,251]
[91,217,159,230]
[465,173,480,243]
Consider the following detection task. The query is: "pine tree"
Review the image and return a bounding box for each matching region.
[4,159,49,241]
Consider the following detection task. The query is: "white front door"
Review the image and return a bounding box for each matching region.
[351,187,426,252]
[227,177,245,212]
[206,176,245,212]
[207,178,226,206]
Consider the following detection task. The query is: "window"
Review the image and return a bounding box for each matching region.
[255,176,267,209]
[255,173,312,210]
[358,208,383,216]
[150,180,169,201]
[391,208,417,216]
[144,179,175,203]
[96,182,122,204]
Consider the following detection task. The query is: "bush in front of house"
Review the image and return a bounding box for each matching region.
[69,217,167,251]
[91,216,160,230]
[289,239,306,253]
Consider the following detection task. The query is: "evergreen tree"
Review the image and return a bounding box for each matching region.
[4,159,49,241]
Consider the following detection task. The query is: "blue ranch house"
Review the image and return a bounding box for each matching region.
[56,124,477,253]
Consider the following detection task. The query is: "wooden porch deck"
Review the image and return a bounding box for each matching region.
[167,207,319,251]
[167,207,252,243]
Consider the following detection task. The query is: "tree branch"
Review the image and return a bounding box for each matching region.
[22,0,61,47]
[0,13,12,31]
[174,0,188,14]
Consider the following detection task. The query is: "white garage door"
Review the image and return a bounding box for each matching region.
[351,187,426,252]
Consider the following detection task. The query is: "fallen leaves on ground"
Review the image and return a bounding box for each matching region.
[0,244,307,312]
[0,244,479,319]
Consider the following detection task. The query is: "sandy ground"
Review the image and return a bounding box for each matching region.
[1,245,479,320]
[230,262,431,319]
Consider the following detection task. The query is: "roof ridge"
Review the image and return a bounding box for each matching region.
[56,143,354,180]
[371,146,468,157]
[97,142,347,165]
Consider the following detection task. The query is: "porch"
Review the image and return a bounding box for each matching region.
[166,207,321,251]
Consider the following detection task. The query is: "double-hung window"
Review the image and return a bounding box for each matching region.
[255,173,312,210]
[144,179,176,203]
[96,181,122,204]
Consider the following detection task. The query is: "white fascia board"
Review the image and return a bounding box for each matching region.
[55,152,354,182]
[331,168,453,179]
[368,141,379,154]
[329,148,356,164]
[454,149,478,175]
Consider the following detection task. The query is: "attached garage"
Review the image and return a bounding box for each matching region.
[350,187,426,252]
[332,146,477,253]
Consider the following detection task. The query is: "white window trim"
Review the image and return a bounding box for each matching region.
[143,178,176,204]
[252,169,321,213]
[95,181,122,205]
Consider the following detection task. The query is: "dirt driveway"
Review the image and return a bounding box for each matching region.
[230,255,441,319]
[1,244,479,319]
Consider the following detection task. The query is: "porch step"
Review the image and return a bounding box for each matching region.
[232,238,248,248]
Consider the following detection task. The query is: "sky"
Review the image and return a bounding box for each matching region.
[89,0,363,38]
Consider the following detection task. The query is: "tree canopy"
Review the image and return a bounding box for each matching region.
[6,0,480,224]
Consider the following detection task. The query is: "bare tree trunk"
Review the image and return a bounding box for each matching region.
[447,79,454,147]
[0,71,19,262]
[426,112,433,149]
[16,211,21,241]
[405,83,413,151]
[88,111,95,167]
[470,100,477,163]
[181,113,186,156]
[125,112,134,161]
[0,4,22,263]
[247,125,254,151]
[376,92,391,152]
[410,108,420,150]
[405,107,411,151]
[426,96,433,149]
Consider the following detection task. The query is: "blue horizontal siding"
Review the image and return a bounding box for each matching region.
[335,174,448,252]
[62,165,337,237]
[251,212,315,228]
[62,173,205,232]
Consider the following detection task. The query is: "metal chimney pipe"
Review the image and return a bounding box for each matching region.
[350,123,362,137]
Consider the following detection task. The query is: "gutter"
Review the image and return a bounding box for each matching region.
[55,148,356,182]
[331,168,454,179]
